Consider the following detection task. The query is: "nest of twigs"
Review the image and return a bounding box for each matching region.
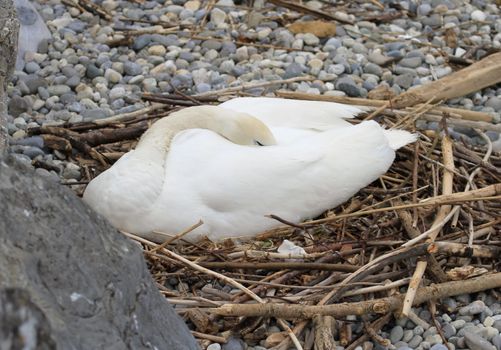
[28,93,501,350]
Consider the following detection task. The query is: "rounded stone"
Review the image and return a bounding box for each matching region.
[47,85,71,96]
[390,326,405,344]
[471,10,487,22]
[148,45,167,56]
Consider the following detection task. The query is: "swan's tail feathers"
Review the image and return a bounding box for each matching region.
[383,129,418,150]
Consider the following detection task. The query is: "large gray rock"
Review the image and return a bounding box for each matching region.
[0,156,199,350]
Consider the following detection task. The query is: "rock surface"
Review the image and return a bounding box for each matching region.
[0,156,199,349]
[0,288,57,349]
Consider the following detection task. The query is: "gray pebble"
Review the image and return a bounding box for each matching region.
[415,326,425,336]
[86,64,103,79]
[303,33,319,46]
[66,75,81,88]
[284,62,306,78]
[47,85,71,96]
[23,146,45,159]
[81,108,112,121]
[402,329,414,343]
[418,3,432,16]
[424,327,438,338]
[24,61,41,74]
[460,301,486,316]
[452,320,467,330]
[391,326,405,344]
[464,332,496,350]
[364,63,383,76]
[124,61,142,76]
[399,56,423,68]
[202,39,223,51]
[430,345,448,350]
[8,95,31,118]
[485,97,501,111]
[443,323,457,338]
[24,77,48,94]
[133,34,152,50]
[335,76,361,97]
[12,136,44,149]
[409,335,423,348]
[222,337,245,350]
[394,73,414,89]
[425,334,443,345]
[63,163,81,180]
[492,334,501,350]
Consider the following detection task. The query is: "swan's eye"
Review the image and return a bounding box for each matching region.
[255,140,264,146]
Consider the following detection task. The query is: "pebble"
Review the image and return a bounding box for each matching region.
[222,337,245,350]
[8,95,31,117]
[399,56,423,68]
[47,85,71,96]
[104,69,122,84]
[303,33,319,46]
[430,344,448,350]
[394,73,414,89]
[210,8,227,26]
[471,10,487,22]
[493,335,501,350]
[335,76,362,97]
[443,324,457,338]
[391,326,405,344]
[460,301,487,316]
[464,331,496,350]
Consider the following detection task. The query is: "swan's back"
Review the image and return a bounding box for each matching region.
[219,97,361,130]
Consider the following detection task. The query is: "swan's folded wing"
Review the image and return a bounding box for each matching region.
[219,97,361,131]
[159,123,397,238]
[83,152,164,223]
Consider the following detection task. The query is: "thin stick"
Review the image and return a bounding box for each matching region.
[195,76,317,97]
[402,134,455,316]
[191,331,227,343]
[401,260,428,316]
[94,103,167,125]
[150,220,203,252]
[199,261,359,272]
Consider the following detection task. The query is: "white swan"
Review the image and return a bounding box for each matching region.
[83,97,416,242]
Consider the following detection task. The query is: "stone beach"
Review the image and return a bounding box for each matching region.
[4,0,501,348]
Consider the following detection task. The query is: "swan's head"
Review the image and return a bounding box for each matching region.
[171,105,277,147]
[218,112,277,146]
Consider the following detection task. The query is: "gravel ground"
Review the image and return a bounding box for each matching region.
[5,0,501,349]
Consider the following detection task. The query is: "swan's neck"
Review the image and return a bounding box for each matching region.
[133,111,219,162]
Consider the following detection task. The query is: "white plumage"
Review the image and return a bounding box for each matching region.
[83,97,416,242]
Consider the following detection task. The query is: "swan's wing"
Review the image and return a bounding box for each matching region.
[219,97,361,130]
[151,121,397,240]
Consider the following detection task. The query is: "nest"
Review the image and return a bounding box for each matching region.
[28,93,501,350]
